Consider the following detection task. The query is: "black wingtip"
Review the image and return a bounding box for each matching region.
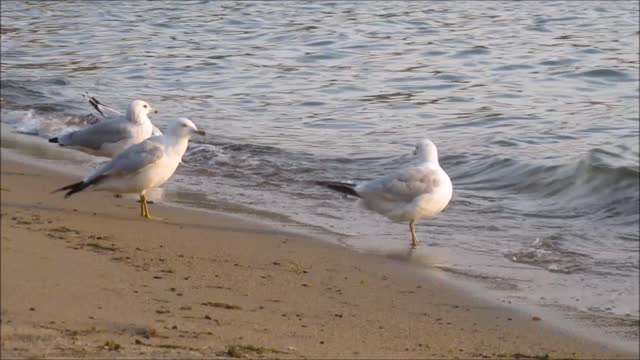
[315,181,360,198]
[52,180,87,198]
[88,96,105,117]
[52,175,107,198]
[48,137,59,143]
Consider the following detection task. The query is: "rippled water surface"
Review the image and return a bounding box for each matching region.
[2,0,639,347]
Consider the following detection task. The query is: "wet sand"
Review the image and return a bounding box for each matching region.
[0,154,634,359]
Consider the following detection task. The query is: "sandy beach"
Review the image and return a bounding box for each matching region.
[0,152,635,359]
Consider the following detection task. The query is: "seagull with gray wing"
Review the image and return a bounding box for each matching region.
[83,94,163,136]
[316,139,452,247]
[49,99,160,157]
[54,118,205,219]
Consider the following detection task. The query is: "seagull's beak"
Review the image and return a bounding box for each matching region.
[152,108,159,114]
[193,129,206,136]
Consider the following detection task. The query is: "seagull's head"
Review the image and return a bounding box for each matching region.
[127,99,158,124]
[414,138,439,164]
[167,118,206,138]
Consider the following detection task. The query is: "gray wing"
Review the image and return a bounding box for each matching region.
[87,140,165,182]
[59,120,132,150]
[357,167,439,202]
[98,113,127,123]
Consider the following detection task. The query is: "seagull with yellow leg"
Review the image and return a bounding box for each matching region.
[316,139,452,248]
[54,118,205,219]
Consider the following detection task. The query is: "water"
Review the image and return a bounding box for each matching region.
[2,0,639,348]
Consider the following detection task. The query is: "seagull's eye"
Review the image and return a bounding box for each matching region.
[181,123,188,127]
[143,104,148,108]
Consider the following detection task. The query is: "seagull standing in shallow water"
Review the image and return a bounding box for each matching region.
[49,99,159,157]
[54,118,205,219]
[83,94,163,136]
[316,139,452,247]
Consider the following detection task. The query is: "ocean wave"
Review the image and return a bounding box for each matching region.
[505,236,639,275]
[1,79,69,110]
[0,108,100,137]
[449,150,639,222]
[505,236,591,274]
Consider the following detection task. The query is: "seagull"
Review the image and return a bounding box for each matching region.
[53,118,206,219]
[84,94,163,136]
[316,139,452,247]
[48,99,159,157]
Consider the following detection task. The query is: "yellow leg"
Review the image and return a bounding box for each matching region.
[409,220,418,248]
[141,193,162,220]
[139,194,146,217]
[142,194,151,218]
[141,193,152,218]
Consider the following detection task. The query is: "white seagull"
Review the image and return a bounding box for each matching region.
[317,139,453,247]
[54,118,205,219]
[49,99,159,157]
[84,94,163,136]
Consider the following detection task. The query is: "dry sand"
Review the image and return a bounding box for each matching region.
[1,153,635,359]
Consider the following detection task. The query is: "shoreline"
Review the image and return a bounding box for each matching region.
[1,148,637,358]
[0,116,640,354]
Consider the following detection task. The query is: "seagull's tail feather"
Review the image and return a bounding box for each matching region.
[315,181,360,198]
[49,136,69,146]
[52,175,107,198]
